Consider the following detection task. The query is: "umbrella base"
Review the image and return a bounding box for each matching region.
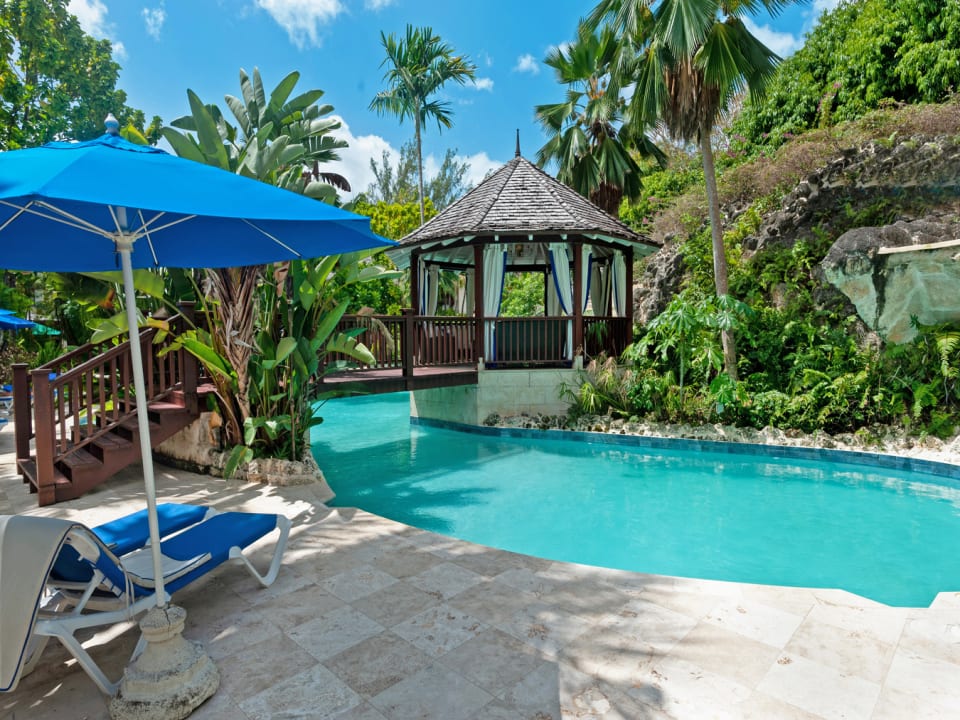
[109,605,219,720]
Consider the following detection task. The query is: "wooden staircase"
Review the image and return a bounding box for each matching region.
[12,307,206,506]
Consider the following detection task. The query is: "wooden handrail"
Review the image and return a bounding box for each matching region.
[16,309,199,501]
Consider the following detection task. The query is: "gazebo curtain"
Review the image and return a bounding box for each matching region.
[590,262,610,316]
[458,269,475,315]
[581,245,592,313]
[548,243,573,360]
[417,259,440,315]
[611,251,627,317]
[426,265,439,315]
[483,246,507,361]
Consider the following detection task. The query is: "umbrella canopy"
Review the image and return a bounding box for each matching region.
[0,133,390,271]
[28,322,60,336]
[0,128,391,610]
[0,313,36,332]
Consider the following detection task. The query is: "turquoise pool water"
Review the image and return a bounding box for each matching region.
[311,392,960,607]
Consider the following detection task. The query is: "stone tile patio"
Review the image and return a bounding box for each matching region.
[1,423,958,719]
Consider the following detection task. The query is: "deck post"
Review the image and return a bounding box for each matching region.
[177,301,199,414]
[573,241,583,361]
[624,247,634,353]
[402,308,415,378]
[31,368,56,505]
[12,363,31,464]
[410,251,421,315]
[473,244,484,366]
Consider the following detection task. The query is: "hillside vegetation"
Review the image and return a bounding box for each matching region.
[567,0,960,440]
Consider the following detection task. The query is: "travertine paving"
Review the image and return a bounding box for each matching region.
[1,424,958,720]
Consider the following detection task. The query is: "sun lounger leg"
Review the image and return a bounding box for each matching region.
[227,515,291,587]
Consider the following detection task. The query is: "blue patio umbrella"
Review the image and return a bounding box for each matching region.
[0,121,393,607]
[0,312,36,332]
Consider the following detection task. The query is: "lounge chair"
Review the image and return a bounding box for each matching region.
[0,505,291,696]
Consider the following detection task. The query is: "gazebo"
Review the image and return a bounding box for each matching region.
[386,142,660,369]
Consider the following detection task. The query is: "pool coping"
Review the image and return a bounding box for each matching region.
[411,416,960,485]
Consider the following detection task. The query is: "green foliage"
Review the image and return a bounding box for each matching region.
[0,0,143,149]
[619,162,704,232]
[735,0,960,147]
[499,273,545,317]
[163,68,349,201]
[364,140,473,210]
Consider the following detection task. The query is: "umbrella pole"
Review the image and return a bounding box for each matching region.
[117,238,167,607]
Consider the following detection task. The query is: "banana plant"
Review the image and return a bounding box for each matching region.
[221,250,400,475]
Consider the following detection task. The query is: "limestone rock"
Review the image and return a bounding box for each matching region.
[822,218,960,342]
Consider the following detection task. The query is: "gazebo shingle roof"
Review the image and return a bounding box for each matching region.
[395,154,657,250]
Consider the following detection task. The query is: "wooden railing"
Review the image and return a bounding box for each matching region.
[13,308,198,487]
[323,312,632,373]
[325,312,478,374]
[583,316,632,359]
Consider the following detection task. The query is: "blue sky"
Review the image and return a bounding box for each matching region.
[68,0,843,199]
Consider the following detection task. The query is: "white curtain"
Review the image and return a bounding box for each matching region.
[548,243,574,360]
[581,245,593,313]
[591,261,610,317]
[483,246,506,361]
[417,257,428,314]
[548,244,572,314]
[456,269,475,315]
[426,265,439,315]
[611,251,627,317]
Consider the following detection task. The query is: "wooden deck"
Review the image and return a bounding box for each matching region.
[320,312,630,395]
[319,364,478,395]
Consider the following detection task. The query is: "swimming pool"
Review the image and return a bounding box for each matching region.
[311,392,960,607]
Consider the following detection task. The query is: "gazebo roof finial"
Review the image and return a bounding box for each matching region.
[515,129,521,158]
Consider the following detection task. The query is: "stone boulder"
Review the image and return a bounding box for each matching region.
[821,218,960,343]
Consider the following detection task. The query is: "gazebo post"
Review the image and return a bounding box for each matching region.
[410,250,421,315]
[573,241,583,364]
[625,246,634,352]
[473,244,484,366]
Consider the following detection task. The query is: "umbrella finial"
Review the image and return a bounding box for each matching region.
[515,129,521,157]
[104,113,120,136]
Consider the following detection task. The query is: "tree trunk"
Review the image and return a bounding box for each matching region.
[415,112,425,225]
[204,266,260,444]
[700,130,738,381]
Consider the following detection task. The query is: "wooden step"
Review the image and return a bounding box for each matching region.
[89,431,137,465]
[18,458,72,507]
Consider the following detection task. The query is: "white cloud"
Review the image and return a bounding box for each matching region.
[68,0,126,58]
[473,77,494,92]
[814,0,844,13]
[514,54,540,75]
[364,0,394,8]
[743,17,802,57]
[68,0,109,36]
[142,5,166,40]
[458,151,502,188]
[325,117,395,200]
[478,51,493,68]
[324,118,504,202]
[255,0,344,48]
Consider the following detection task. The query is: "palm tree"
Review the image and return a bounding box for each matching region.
[535,21,665,216]
[588,0,797,380]
[370,25,476,224]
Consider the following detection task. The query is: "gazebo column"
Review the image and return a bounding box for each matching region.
[410,250,421,315]
[573,241,583,363]
[624,246,634,353]
[473,244,484,365]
